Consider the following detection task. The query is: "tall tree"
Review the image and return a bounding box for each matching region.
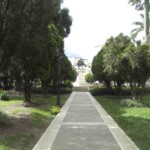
[60,56,77,82]
[38,24,63,94]
[0,0,25,70]
[92,48,111,88]
[103,33,132,90]
[123,44,150,100]
[129,0,149,39]
[0,0,73,102]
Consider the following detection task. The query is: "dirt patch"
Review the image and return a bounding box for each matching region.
[0,101,53,150]
[0,117,30,136]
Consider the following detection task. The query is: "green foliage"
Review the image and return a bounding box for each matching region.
[60,57,77,82]
[90,88,102,96]
[124,44,150,99]
[90,86,142,96]
[63,80,73,89]
[48,86,72,94]
[92,48,108,83]
[55,8,72,37]
[120,99,143,107]
[0,91,9,101]
[50,106,60,114]
[61,87,72,94]
[85,73,94,83]
[0,0,72,102]
[91,32,150,99]
[103,33,132,87]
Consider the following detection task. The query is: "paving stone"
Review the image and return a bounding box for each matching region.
[33,92,139,150]
[51,125,121,150]
[64,105,103,122]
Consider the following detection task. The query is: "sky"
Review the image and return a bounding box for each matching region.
[62,0,143,62]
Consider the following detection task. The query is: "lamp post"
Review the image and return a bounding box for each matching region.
[88,71,91,84]
[56,50,63,106]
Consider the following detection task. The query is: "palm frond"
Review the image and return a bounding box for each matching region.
[139,13,144,19]
[131,27,143,33]
[132,21,143,26]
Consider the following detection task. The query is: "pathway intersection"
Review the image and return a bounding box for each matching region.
[33,92,139,150]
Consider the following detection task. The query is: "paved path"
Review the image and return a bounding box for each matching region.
[33,92,139,150]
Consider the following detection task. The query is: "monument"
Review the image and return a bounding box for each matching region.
[68,57,91,91]
[77,59,86,69]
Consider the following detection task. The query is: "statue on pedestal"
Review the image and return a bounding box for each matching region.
[77,59,86,69]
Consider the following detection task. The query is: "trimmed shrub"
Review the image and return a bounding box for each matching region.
[61,87,72,94]
[63,80,73,89]
[143,100,150,107]
[48,87,72,94]
[119,88,131,96]
[90,87,133,96]
[85,73,94,83]
[120,99,143,107]
[90,87,116,96]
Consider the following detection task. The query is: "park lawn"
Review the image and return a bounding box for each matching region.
[95,95,150,150]
[0,94,70,150]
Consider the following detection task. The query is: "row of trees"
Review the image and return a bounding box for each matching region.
[92,33,150,100]
[0,0,77,102]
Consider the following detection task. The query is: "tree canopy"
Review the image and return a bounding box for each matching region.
[0,0,74,102]
[92,33,150,99]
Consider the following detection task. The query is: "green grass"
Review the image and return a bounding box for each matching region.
[0,133,35,150]
[95,95,150,150]
[0,96,23,107]
[12,108,27,115]
[0,93,70,150]
[30,108,53,127]
[0,111,10,126]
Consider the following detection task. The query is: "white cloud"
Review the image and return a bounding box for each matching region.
[62,0,143,62]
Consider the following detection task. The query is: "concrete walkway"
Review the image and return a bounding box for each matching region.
[33,92,139,150]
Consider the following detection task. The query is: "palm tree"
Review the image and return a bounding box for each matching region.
[129,0,149,39]
[131,14,144,39]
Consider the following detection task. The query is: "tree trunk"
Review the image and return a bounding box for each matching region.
[116,81,122,95]
[130,82,136,100]
[15,78,23,91]
[144,0,149,40]
[24,77,31,102]
[104,80,111,89]
[114,81,117,89]
[140,83,146,101]
[41,80,47,95]
[52,80,57,92]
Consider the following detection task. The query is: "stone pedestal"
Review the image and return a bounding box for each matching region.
[72,66,91,91]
